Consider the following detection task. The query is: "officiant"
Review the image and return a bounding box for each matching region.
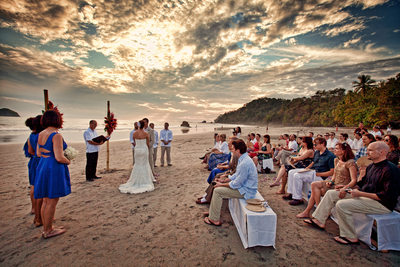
[84,120,105,182]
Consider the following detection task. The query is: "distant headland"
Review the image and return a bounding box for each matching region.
[0,108,20,117]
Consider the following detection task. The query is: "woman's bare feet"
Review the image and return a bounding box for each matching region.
[42,227,66,239]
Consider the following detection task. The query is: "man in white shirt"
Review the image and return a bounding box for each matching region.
[276,134,298,165]
[143,118,155,174]
[352,132,363,152]
[160,122,173,166]
[339,133,353,148]
[326,132,338,151]
[150,123,158,167]
[130,122,139,165]
[83,120,104,182]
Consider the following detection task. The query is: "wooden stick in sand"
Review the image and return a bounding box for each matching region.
[44,89,49,110]
[106,101,110,171]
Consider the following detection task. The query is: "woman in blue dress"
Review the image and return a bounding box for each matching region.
[25,115,43,225]
[34,110,71,239]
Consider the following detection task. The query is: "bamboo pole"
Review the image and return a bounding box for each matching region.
[106,101,110,171]
[44,89,49,110]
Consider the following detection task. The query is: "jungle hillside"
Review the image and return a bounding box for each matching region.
[214,73,400,128]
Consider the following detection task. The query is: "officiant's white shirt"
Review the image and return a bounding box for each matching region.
[84,128,99,153]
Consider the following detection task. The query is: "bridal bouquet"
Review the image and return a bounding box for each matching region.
[64,146,78,161]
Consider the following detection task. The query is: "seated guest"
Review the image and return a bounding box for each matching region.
[352,132,363,152]
[201,134,221,162]
[339,133,353,148]
[272,137,314,194]
[248,133,261,158]
[207,134,230,170]
[327,132,338,151]
[354,133,375,161]
[370,125,382,138]
[205,137,238,184]
[384,135,400,166]
[296,143,357,218]
[203,140,258,226]
[196,140,240,205]
[354,122,368,135]
[283,137,335,205]
[275,134,298,165]
[246,133,256,151]
[253,134,273,167]
[304,141,400,245]
[274,134,289,159]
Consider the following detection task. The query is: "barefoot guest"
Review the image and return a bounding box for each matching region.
[204,139,258,226]
[34,110,71,239]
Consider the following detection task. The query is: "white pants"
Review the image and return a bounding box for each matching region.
[287,169,322,200]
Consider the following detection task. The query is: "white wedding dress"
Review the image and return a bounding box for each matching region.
[119,139,155,194]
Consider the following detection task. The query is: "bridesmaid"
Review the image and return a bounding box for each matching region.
[34,110,71,239]
[26,115,44,225]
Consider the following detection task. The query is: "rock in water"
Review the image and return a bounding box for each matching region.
[0,108,20,117]
[180,121,191,127]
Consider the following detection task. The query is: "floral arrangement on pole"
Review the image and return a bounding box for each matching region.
[104,112,117,135]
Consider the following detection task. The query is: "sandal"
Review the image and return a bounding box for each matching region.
[333,236,359,245]
[304,219,325,230]
[204,217,222,226]
[42,228,66,239]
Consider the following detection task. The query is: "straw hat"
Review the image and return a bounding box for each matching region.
[246,199,263,205]
[246,204,266,212]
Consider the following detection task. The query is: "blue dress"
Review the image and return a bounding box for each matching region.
[34,132,71,199]
[27,133,40,186]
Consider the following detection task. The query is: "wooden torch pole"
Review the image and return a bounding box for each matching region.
[44,89,49,111]
[106,101,110,171]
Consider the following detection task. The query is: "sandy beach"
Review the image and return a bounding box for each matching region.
[0,131,399,266]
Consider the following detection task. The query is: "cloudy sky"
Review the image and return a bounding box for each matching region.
[0,0,399,122]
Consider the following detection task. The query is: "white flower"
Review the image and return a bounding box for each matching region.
[64,147,78,161]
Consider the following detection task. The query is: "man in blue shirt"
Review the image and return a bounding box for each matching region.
[204,139,258,226]
[283,137,335,205]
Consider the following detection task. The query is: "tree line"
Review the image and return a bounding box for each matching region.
[214,73,400,128]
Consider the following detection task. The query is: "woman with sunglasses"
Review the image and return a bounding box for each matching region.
[297,142,357,218]
[384,135,400,165]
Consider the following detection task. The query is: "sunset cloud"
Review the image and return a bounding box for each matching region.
[0,0,399,121]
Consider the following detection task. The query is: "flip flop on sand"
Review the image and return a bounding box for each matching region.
[42,228,66,239]
[304,219,325,230]
[333,236,359,245]
[204,217,222,226]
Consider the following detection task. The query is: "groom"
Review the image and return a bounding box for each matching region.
[142,118,155,175]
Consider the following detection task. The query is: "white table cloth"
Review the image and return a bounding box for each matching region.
[229,192,276,248]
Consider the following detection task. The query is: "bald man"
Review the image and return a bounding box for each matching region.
[304,141,400,245]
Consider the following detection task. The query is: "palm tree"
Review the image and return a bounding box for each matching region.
[352,74,376,96]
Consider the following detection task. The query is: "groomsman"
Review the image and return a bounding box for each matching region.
[142,118,155,174]
[83,120,104,182]
[160,122,173,166]
[130,122,139,165]
[150,123,158,167]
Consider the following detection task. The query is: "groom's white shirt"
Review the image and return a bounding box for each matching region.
[160,129,173,147]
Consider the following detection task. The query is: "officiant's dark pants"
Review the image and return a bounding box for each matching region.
[86,152,98,180]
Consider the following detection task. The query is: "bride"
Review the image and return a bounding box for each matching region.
[119,120,155,194]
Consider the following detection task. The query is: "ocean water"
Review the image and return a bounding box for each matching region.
[0,116,241,144]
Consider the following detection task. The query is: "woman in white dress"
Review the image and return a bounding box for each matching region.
[119,120,155,194]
